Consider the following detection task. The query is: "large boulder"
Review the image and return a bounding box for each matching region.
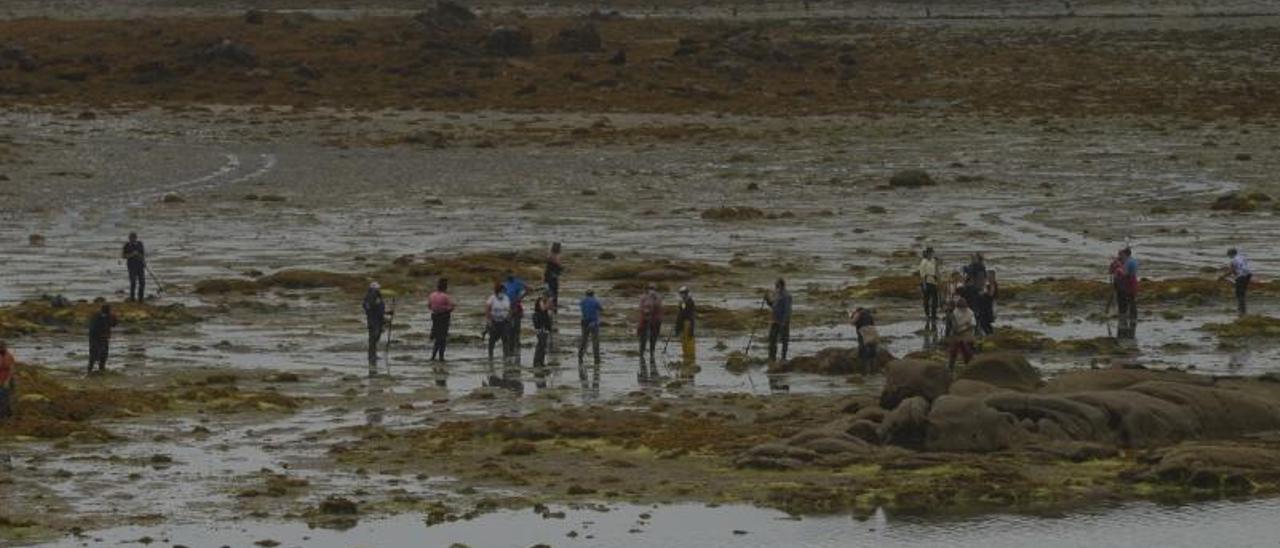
[1066,390,1197,447]
[1042,368,1211,393]
[1136,443,1280,491]
[948,379,1009,397]
[957,352,1042,392]
[548,23,602,54]
[485,26,534,57]
[984,393,1114,443]
[925,395,1025,452]
[879,396,930,448]
[1127,381,1280,437]
[880,359,952,409]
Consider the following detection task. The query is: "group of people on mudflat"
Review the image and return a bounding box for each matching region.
[0,233,1260,420]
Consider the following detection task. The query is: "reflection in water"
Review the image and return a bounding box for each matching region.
[72,498,1280,548]
[579,364,600,401]
[1117,317,1138,342]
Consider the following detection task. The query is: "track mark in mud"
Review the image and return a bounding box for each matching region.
[956,173,1242,269]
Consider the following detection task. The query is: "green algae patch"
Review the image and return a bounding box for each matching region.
[194,278,260,295]
[257,269,368,291]
[0,298,199,339]
[0,366,171,440]
[1201,315,1280,339]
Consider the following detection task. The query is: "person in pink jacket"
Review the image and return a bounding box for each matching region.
[428,278,457,362]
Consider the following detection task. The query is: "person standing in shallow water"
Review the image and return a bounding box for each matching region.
[363,282,390,368]
[637,283,663,368]
[503,271,528,352]
[1109,248,1128,317]
[765,278,793,362]
[918,247,940,326]
[122,232,146,302]
[427,278,456,362]
[485,282,512,360]
[1222,248,1253,316]
[1119,247,1139,322]
[532,292,553,369]
[578,289,603,367]
[674,286,697,367]
[88,305,118,373]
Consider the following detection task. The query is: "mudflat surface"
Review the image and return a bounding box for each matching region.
[4,3,1280,547]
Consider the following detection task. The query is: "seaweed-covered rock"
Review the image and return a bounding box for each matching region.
[773,347,894,375]
[880,359,952,409]
[701,206,766,221]
[888,169,935,188]
[957,352,1042,392]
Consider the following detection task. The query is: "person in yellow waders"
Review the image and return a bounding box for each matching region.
[674,286,697,368]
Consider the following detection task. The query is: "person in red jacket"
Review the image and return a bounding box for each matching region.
[0,341,16,419]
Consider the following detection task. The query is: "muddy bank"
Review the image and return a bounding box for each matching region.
[3,13,1280,119]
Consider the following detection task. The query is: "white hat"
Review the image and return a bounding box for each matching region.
[678,286,689,293]
[370,282,381,290]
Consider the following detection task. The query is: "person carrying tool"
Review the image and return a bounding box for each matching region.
[765,278,793,362]
[486,282,512,360]
[1221,248,1253,316]
[674,286,697,366]
[122,232,147,302]
[363,282,391,368]
[918,247,940,325]
[578,289,603,366]
[88,304,118,373]
[0,341,15,419]
[427,278,456,362]
[637,284,663,367]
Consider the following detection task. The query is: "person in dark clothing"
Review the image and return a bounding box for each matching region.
[765,279,793,362]
[1108,248,1127,317]
[1221,248,1253,316]
[674,286,697,367]
[122,232,146,302]
[850,307,878,374]
[544,242,563,312]
[363,282,390,368]
[974,270,999,336]
[532,293,553,368]
[1118,247,1138,322]
[88,305,118,373]
[427,278,456,361]
[963,252,988,295]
